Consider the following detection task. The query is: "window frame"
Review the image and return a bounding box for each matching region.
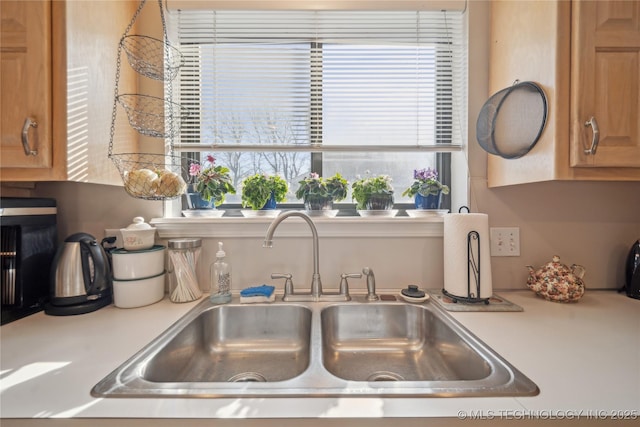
[166,7,467,217]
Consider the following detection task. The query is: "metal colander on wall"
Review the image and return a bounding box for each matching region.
[476,80,548,159]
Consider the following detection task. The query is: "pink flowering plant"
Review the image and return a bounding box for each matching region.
[401,167,450,198]
[188,155,236,206]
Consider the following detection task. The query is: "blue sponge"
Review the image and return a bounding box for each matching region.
[240,284,275,297]
[240,285,275,303]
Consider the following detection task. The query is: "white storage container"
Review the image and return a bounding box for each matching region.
[112,271,165,308]
[111,245,165,280]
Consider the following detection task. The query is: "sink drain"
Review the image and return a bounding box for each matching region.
[367,371,405,382]
[227,372,267,383]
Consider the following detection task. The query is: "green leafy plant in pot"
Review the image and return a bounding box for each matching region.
[401,167,449,210]
[351,174,394,210]
[295,173,349,210]
[187,155,236,209]
[241,173,289,210]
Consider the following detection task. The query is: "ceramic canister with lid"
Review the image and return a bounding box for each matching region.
[120,217,156,251]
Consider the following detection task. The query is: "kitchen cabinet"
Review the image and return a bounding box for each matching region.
[0,1,53,171]
[487,0,640,187]
[0,0,139,184]
[571,0,640,168]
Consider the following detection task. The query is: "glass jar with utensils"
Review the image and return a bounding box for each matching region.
[167,238,203,303]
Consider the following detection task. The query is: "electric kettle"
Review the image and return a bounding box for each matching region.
[45,232,113,316]
[622,239,640,300]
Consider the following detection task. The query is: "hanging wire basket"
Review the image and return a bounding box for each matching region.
[120,35,184,81]
[108,0,190,201]
[116,94,187,138]
[110,153,187,200]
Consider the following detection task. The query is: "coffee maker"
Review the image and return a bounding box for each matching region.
[622,239,640,300]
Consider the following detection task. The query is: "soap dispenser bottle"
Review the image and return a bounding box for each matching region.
[210,242,232,304]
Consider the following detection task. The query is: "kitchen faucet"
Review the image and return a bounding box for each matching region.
[263,211,350,302]
[263,211,322,300]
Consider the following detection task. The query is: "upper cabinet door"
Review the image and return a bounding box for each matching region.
[0,0,52,169]
[571,0,640,167]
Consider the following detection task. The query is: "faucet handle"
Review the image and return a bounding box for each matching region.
[271,273,294,297]
[339,273,361,298]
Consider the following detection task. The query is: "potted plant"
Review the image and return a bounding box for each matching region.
[241,173,289,210]
[351,174,394,211]
[295,173,349,211]
[186,155,236,209]
[401,167,449,210]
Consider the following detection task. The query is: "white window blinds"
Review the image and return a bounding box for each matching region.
[171,9,466,152]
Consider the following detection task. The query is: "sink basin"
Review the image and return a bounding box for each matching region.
[92,303,313,397]
[142,304,311,383]
[321,304,490,382]
[92,298,539,398]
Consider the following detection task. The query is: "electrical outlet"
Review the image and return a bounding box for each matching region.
[490,227,520,257]
[104,228,122,248]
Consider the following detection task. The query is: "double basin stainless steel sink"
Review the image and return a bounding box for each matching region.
[92,297,539,398]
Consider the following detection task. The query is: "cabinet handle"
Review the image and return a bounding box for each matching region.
[21,117,38,156]
[584,117,599,155]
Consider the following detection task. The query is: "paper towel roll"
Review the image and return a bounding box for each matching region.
[443,213,493,299]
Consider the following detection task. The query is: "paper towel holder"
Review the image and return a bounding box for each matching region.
[442,212,491,305]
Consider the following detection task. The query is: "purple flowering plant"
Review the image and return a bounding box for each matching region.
[401,167,450,198]
[188,154,236,205]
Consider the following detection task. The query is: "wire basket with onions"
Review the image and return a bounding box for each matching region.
[110,153,187,200]
[120,35,184,81]
[108,0,189,201]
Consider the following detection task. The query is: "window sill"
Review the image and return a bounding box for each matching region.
[150,215,444,239]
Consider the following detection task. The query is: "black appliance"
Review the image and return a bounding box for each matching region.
[45,232,112,316]
[622,239,640,300]
[1,197,57,325]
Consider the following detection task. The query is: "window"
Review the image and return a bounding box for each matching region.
[168,7,466,212]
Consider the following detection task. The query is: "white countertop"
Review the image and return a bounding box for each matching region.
[1,290,639,425]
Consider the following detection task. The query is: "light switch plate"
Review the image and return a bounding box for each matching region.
[490,227,520,256]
